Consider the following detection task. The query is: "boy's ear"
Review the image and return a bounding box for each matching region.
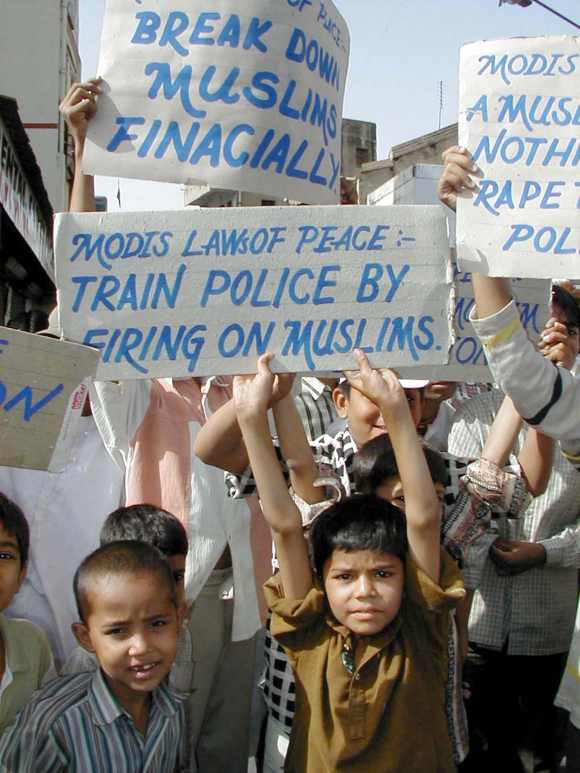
[332,387,349,419]
[72,622,95,653]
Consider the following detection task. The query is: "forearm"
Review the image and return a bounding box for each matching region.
[380,400,440,582]
[471,300,580,442]
[518,429,554,496]
[238,410,301,535]
[69,143,96,212]
[482,395,522,467]
[272,394,320,504]
[194,399,249,473]
[471,273,512,320]
[382,403,440,526]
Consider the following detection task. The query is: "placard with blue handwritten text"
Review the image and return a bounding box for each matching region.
[54,206,452,379]
[398,266,550,382]
[83,0,349,204]
[457,36,580,278]
[0,328,99,470]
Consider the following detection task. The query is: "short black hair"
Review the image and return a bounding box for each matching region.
[100,504,188,557]
[424,447,447,488]
[73,540,176,623]
[552,285,580,330]
[309,494,407,576]
[352,436,447,495]
[0,492,29,566]
[352,435,397,495]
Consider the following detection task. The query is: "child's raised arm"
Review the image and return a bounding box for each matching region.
[272,391,321,506]
[234,355,313,599]
[59,79,101,213]
[345,350,441,582]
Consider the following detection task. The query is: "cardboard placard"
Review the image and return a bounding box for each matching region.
[0,328,99,470]
[457,35,580,278]
[54,205,453,379]
[84,0,349,205]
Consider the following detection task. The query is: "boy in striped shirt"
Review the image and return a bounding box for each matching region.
[0,541,185,772]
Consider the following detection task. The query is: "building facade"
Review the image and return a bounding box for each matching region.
[0,97,55,330]
[0,0,81,214]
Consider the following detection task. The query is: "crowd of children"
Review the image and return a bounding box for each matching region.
[0,81,578,773]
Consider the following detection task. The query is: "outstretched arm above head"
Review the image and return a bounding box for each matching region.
[194,369,295,474]
[234,355,312,599]
[59,79,101,213]
[439,146,512,318]
[345,350,441,583]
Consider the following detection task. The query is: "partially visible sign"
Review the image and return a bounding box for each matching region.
[0,329,99,471]
[457,35,580,278]
[84,0,350,204]
[54,205,453,379]
[398,266,551,382]
[0,118,53,277]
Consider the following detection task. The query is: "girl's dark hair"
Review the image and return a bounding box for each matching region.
[100,504,188,557]
[0,492,29,566]
[352,435,447,495]
[309,494,407,576]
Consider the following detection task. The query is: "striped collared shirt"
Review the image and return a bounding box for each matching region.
[0,669,185,772]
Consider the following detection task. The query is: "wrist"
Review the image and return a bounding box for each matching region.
[237,404,268,426]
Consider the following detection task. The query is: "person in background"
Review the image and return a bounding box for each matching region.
[439,147,580,772]
[0,310,123,665]
[0,493,54,736]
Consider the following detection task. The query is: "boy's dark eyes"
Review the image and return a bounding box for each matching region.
[104,627,125,636]
[0,551,17,561]
[150,617,169,629]
[376,569,394,579]
[172,571,185,584]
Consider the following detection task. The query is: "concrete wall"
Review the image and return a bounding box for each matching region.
[341,118,377,179]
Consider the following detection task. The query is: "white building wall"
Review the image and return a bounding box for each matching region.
[0,0,80,212]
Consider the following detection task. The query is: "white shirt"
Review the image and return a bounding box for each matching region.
[0,415,123,664]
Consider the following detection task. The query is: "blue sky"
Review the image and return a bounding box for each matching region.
[79,0,579,209]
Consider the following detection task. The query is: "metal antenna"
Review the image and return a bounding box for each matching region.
[438,81,444,129]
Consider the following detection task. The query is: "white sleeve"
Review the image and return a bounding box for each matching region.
[88,380,152,471]
[471,300,580,453]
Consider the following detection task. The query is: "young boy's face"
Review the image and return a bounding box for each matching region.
[0,523,26,612]
[334,387,423,447]
[322,548,404,637]
[74,570,178,708]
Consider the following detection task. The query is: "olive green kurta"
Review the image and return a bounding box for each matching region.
[264,551,463,772]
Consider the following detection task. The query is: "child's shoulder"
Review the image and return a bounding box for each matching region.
[1,616,51,656]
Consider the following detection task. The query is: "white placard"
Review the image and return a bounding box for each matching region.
[398,265,550,382]
[0,328,100,471]
[54,206,452,379]
[457,36,580,278]
[83,0,349,205]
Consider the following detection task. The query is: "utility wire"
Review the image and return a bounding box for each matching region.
[529,0,580,30]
